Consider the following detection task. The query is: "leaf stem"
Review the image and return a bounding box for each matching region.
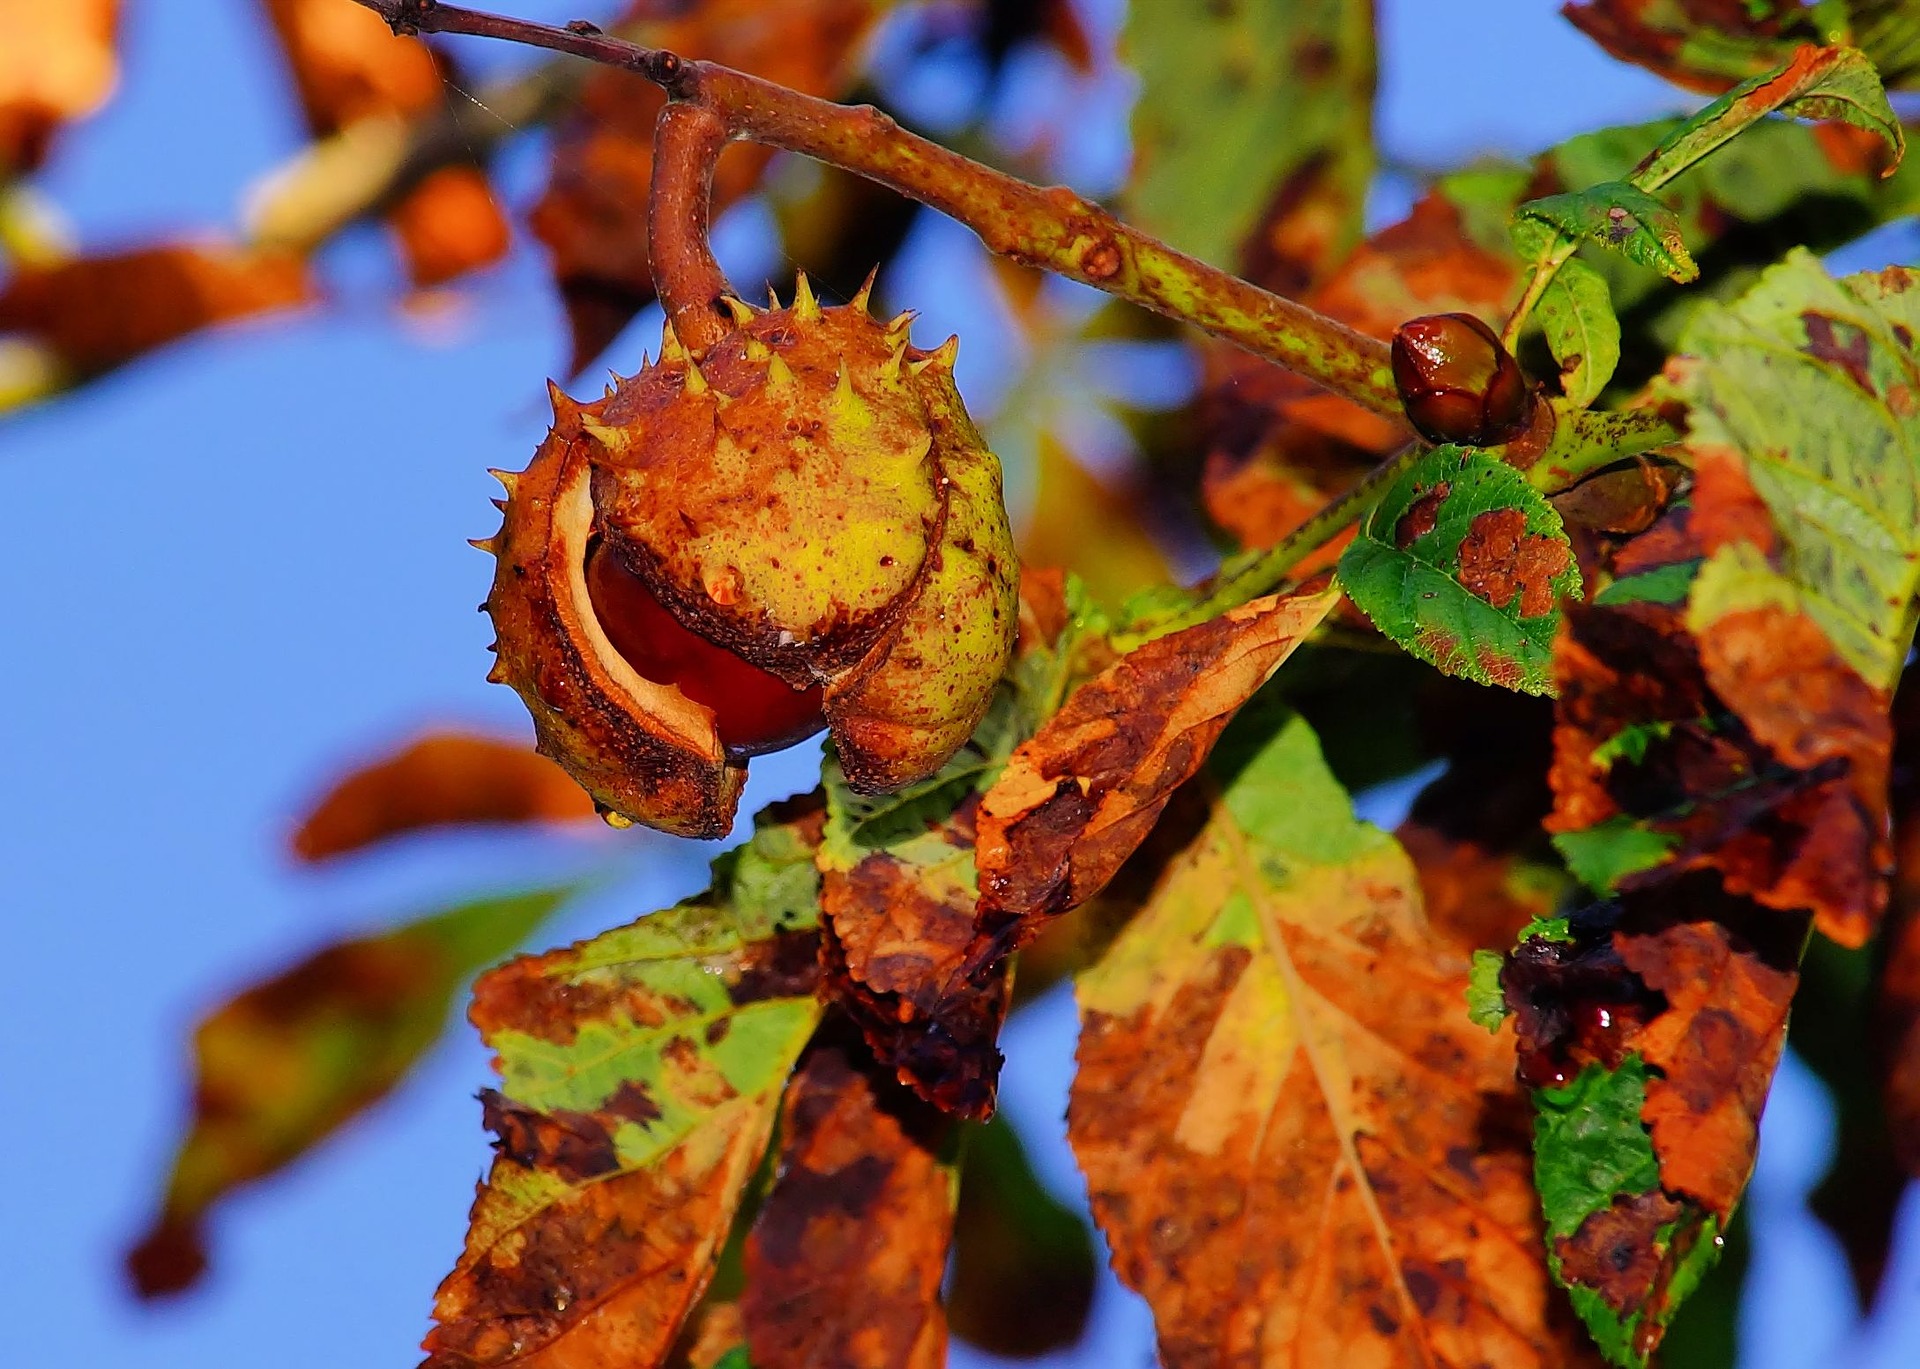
[350,0,1406,422]
[649,103,734,351]
[1117,441,1426,648]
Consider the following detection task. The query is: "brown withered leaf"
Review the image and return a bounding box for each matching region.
[0,0,118,174]
[1547,570,1890,947]
[423,820,825,1369]
[819,798,1011,1121]
[1071,705,1597,1368]
[740,1036,954,1369]
[1398,821,1566,956]
[291,729,597,862]
[125,886,575,1299]
[1876,676,1920,1175]
[258,0,509,287]
[973,585,1339,944]
[532,0,889,370]
[0,242,312,378]
[1616,904,1802,1218]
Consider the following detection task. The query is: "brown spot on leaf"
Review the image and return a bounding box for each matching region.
[1457,507,1572,617]
[482,1089,621,1181]
[1555,1190,1685,1317]
[1803,312,1876,395]
[1394,482,1449,548]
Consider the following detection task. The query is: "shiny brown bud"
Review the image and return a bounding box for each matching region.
[1391,312,1535,447]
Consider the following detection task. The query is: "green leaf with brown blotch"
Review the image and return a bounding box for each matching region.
[1630,46,1903,192]
[1517,182,1699,283]
[1124,0,1374,277]
[421,813,826,1369]
[973,584,1339,940]
[1668,248,1920,691]
[1338,445,1581,695]
[1070,703,1597,1369]
[740,1037,958,1369]
[124,884,578,1301]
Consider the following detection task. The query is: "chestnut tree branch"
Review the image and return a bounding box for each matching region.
[350,0,1406,422]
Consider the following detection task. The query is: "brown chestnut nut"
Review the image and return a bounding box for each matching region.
[1391,312,1535,447]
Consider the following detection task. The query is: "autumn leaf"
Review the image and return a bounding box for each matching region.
[258,0,509,288]
[290,729,597,861]
[1503,877,1804,1364]
[1339,445,1582,695]
[973,585,1338,943]
[0,0,118,175]
[0,241,312,380]
[816,624,1074,1119]
[531,0,893,371]
[125,884,577,1299]
[1070,702,1596,1368]
[945,1113,1097,1358]
[738,1036,956,1369]
[1666,249,1920,692]
[1564,1,1920,94]
[423,814,825,1368]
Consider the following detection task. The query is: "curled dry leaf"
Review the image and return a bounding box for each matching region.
[423,816,825,1369]
[259,0,509,287]
[290,729,597,861]
[1070,706,1596,1368]
[0,242,311,379]
[125,886,574,1299]
[973,584,1339,946]
[739,1038,955,1369]
[0,0,118,174]
[531,0,891,369]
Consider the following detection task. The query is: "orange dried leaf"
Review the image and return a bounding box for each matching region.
[532,0,889,369]
[125,886,573,1299]
[0,242,311,378]
[1616,908,1801,1218]
[391,165,513,289]
[974,586,1338,938]
[290,729,597,862]
[740,1039,954,1369]
[1070,707,1596,1368]
[0,0,118,173]
[260,0,444,129]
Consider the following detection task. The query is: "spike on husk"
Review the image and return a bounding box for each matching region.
[793,271,821,321]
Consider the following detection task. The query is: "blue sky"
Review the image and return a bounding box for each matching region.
[3,2,1916,1366]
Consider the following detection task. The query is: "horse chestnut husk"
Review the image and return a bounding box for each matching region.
[478,275,1019,837]
[1391,312,1535,447]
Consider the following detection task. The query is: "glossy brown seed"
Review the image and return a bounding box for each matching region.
[1392,312,1535,447]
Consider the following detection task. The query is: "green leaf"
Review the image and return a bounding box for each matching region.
[126,883,578,1297]
[1672,247,1920,689]
[1124,0,1374,272]
[1632,46,1904,192]
[1536,254,1622,407]
[1338,445,1582,695]
[1518,182,1700,283]
[1553,818,1679,893]
[1595,558,1703,606]
[1466,949,1510,1031]
[1591,720,1679,770]
[1535,1058,1662,1242]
